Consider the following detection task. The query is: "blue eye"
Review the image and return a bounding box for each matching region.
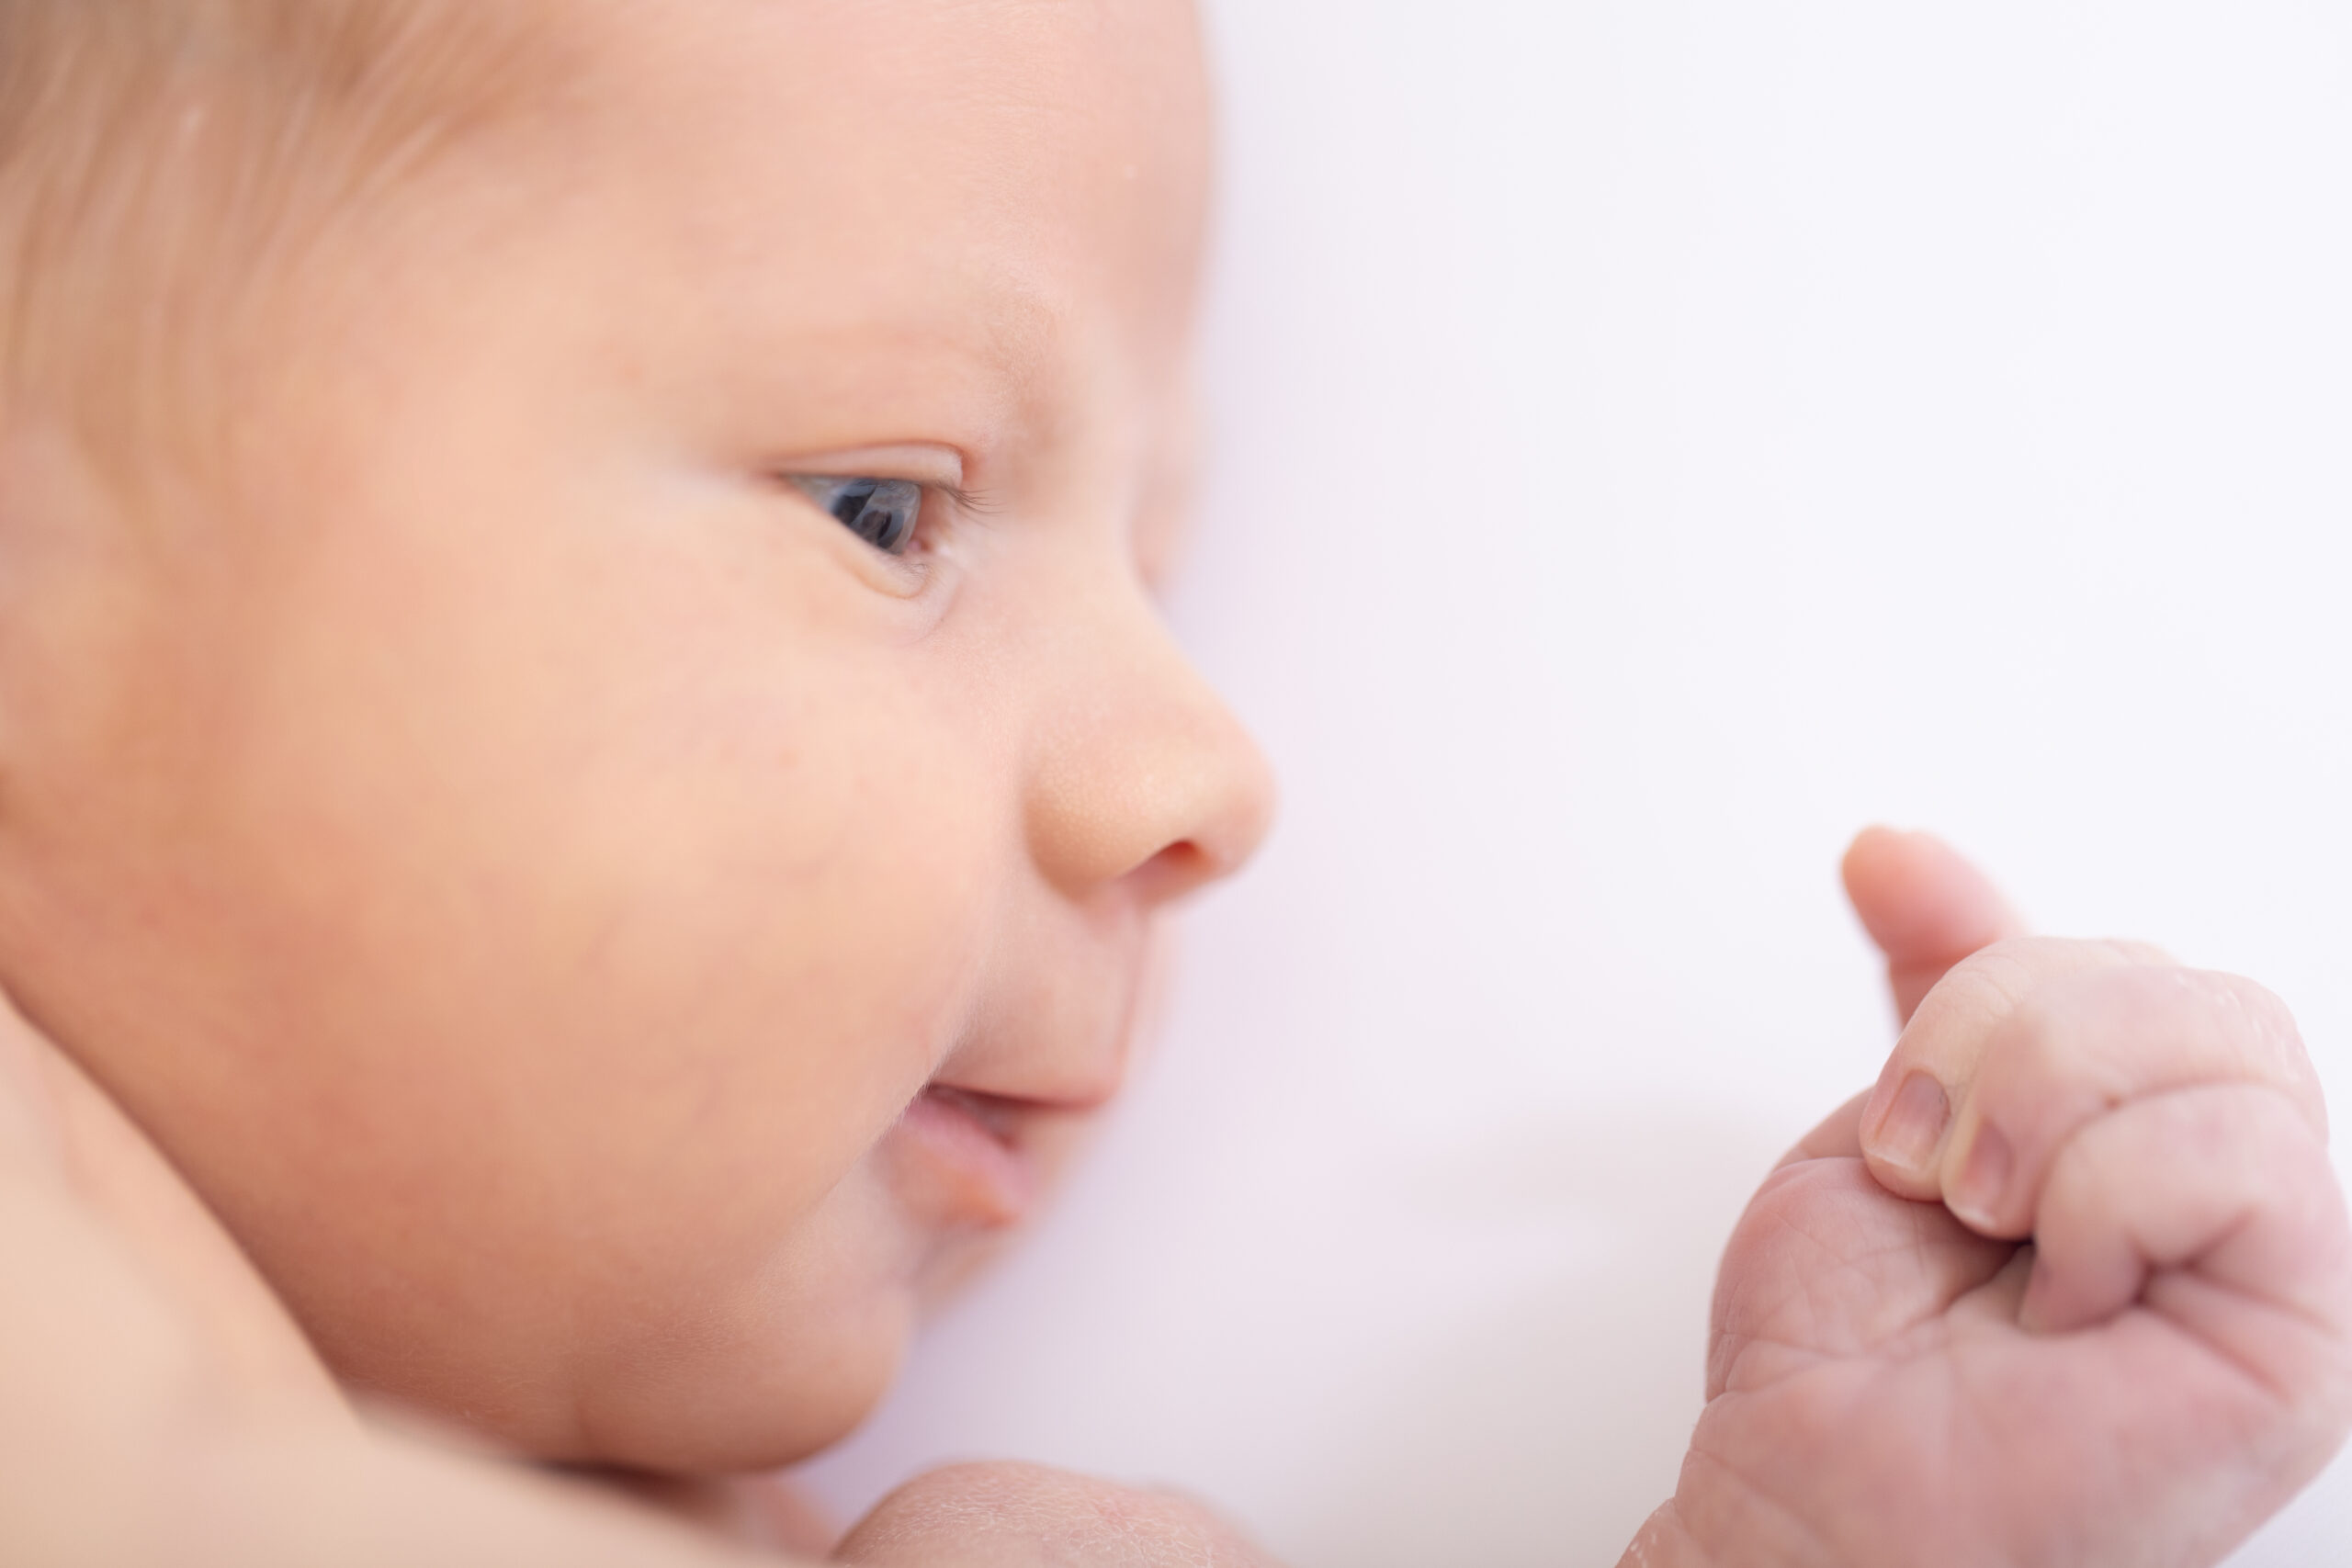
[790,476,923,555]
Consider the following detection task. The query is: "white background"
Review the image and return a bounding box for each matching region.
[802,3,2352,1562]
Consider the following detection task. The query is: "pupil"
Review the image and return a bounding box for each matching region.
[827,479,881,527]
[792,475,922,556]
[854,498,904,550]
[846,479,920,554]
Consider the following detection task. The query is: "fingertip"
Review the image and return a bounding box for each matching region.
[1840,825,1947,920]
[1840,826,1942,942]
[1840,827,2025,964]
[1839,822,1911,879]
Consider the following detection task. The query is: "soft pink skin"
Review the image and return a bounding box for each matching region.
[1623,830,2352,1568]
[0,0,1270,1477]
[0,0,2343,1560]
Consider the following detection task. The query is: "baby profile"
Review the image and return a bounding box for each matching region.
[0,4,2344,1566]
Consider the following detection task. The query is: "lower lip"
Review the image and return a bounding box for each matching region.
[887,1088,1035,1227]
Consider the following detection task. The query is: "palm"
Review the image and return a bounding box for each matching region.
[1688,1139,2301,1568]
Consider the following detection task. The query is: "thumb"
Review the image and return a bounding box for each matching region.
[1841,826,2029,1025]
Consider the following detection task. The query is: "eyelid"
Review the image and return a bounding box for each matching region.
[773,465,989,607]
[779,442,967,492]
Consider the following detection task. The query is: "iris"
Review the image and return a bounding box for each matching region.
[791,476,923,555]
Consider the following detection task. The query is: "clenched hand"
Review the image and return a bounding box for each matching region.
[1623,829,2352,1568]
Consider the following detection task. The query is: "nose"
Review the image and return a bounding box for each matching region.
[1022,581,1276,906]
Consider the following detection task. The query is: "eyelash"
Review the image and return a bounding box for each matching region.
[785,474,995,570]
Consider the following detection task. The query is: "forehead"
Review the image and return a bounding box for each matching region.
[541,0,1212,456]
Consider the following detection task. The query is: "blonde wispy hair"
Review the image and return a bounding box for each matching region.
[0,0,562,476]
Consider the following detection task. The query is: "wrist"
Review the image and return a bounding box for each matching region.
[1617,1500,1720,1568]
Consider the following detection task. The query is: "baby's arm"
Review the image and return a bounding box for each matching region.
[1623,832,2352,1567]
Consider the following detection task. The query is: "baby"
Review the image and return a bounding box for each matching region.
[0,3,2345,1565]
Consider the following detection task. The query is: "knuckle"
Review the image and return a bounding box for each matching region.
[2239,1079,2329,1148]
[2091,936,2176,967]
[1948,936,2049,993]
[1901,941,2044,1046]
[1989,987,2077,1073]
[2140,1083,2313,1170]
[1984,964,2313,1102]
[1973,983,2127,1116]
[2195,970,2309,1068]
[1914,937,2150,1043]
[2179,1084,2324,1190]
[2202,974,2310,1088]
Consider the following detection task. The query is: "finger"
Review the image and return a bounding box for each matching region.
[2022,1086,2352,1397]
[1937,965,2325,1238]
[1858,936,2171,1201]
[1841,827,2030,1025]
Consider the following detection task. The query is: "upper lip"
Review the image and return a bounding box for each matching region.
[915,1075,1120,1145]
[918,1011,1136,1123]
[916,924,1156,1126]
[920,1082,1026,1141]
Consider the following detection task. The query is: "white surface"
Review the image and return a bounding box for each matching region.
[800,3,2352,1562]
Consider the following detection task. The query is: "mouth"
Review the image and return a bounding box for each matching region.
[884,1083,1038,1229]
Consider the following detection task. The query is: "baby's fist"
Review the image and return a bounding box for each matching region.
[1642,847,2352,1568]
[1860,941,2343,1347]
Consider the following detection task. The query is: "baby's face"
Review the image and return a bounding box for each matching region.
[0,0,1268,1470]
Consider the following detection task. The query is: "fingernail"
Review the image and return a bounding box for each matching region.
[1871,1070,1950,1172]
[1950,1120,2013,1232]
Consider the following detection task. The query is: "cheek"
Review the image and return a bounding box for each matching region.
[74,500,1013,1454]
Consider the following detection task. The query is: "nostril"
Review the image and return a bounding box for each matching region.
[1125,839,1218,906]
[1019,613,1278,897]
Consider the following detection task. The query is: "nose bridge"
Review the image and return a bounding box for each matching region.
[1021,570,1275,902]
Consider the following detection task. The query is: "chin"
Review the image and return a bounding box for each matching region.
[552,1296,919,1477]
